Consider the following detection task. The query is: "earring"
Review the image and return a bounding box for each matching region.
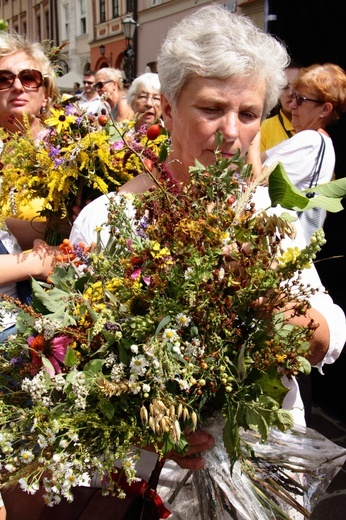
[40,107,47,114]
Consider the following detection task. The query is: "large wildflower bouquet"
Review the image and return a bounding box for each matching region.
[0,139,346,517]
[0,103,166,244]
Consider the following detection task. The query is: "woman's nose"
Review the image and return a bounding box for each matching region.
[221,113,239,140]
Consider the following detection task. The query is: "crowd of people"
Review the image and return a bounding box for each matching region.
[0,4,346,519]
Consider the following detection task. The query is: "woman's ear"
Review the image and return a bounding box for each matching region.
[322,101,333,118]
[160,95,173,131]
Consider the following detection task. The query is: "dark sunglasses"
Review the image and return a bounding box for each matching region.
[83,80,94,85]
[94,80,114,90]
[0,69,44,90]
[292,92,323,107]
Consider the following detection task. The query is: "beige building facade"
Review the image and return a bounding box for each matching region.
[0,0,266,80]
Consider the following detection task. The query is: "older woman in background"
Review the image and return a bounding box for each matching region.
[94,67,133,122]
[249,62,346,242]
[126,72,161,131]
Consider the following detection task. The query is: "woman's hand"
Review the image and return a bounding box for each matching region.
[167,430,214,470]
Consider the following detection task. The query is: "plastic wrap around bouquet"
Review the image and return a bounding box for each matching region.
[1,138,346,517]
[160,416,346,519]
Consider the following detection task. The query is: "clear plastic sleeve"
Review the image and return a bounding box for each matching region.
[158,418,346,520]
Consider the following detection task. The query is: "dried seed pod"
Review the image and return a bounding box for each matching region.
[149,416,156,434]
[191,411,198,430]
[177,403,183,419]
[140,406,148,425]
[174,420,181,442]
[183,407,189,422]
[169,404,176,419]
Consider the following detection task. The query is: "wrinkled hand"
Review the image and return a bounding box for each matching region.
[167,430,215,470]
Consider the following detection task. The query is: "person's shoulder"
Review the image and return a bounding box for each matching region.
[261,114,280,130]
[81,192,118,214]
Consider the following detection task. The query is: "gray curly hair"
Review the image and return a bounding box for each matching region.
[157,5,290,118]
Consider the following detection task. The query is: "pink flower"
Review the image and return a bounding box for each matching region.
[28,334,71,377]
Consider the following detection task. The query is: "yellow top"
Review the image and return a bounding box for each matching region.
[260,110,296,152]
[17,198,46,221]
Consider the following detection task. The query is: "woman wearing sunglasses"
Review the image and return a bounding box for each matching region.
[0,33,59,349]
[250,63,346,243]
[0,31,58,136]
[94,67,133,122]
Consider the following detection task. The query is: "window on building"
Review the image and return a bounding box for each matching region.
[79,0,87,34]
[62,3,69,40]
[112,0,119,19]
[152,0,162,5]
[45,10,49,38]
[37,15,41,41]
[126,0,134,13]
[99,0,106,23]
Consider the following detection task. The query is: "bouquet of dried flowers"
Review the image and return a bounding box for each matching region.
[0,137,346,516]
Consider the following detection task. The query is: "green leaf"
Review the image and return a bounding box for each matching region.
[155,316,171,337]
[223,414,240,467]
[253,369,289,405]
[41,355,55,375]
[83,359,104,381]
[297,355,311,375]
[31,279,62,313]
[245,407,269,440]
[308,176,346,198]
[269,163,346,213]
[98,398,114,420]
[268,163,309,210]
[272,409,294,432]
[158,144,168,163]
[64,346,79,367]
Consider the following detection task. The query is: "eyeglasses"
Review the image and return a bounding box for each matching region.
[136,94,161,106]
[0,69,44,90]
[94,80,114,90]
[83,80,94,85]
[292,92,323,106]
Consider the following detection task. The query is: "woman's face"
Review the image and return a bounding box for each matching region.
[289,90,326,132]
[132,89,161,128]
[95,72,119,107]
[0,51,48,131]
[161,74,265,182]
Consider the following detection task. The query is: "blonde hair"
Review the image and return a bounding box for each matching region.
[0,31,59,109]
[95,68,125,91]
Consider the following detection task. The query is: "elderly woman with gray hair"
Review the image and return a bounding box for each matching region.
[126,72,162,131]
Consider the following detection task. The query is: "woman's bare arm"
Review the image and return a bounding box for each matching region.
[0,240,56,284]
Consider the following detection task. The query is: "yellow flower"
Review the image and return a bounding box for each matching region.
[276,354,287,364]
[150,242,171,259]
[45,107,77,133]
[278,247,311,269]
[277,247,301,267]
